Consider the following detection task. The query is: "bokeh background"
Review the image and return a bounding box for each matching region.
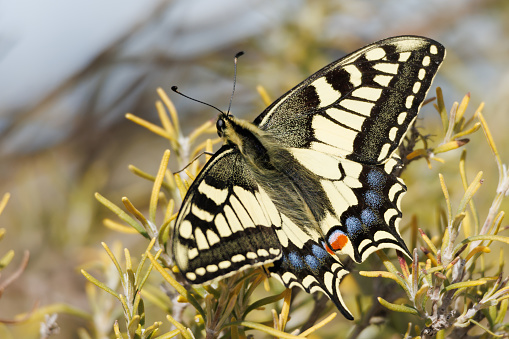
[0,0,508,337]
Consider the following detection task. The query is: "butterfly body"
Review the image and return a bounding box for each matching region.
[173,36,445,319]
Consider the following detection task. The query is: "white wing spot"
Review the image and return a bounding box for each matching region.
[430,45,438,55]
[206,264,218,273]
[422,56,431,66]
[373,63,399,74]
[344,65,362,87]
[340,99,375,117]
[397,112,407,125]
[195,267,206,276]
[246,252,257,259]
[269,248,281,255]
[412,81,421,93]
[198,181,228,205]
[344,176,362,188]
[384,157,399,174]
[377,143,392,162]
[188,247,199,260]
[179,220,193,239]
[373,74,392,87]
[389,184,401,201]
[418,68,426,80]
[396,187,406,209]
[312,77,340,107]
[282,272,298,284]
[195,228,209,250]
[405,95,414,109]
[398,52,411,62]
[358,239,372,254]
[323,271,334,292]
[365,47,386,61]
[389,126,399,141]
[218,261,231,269]
[206,230,220,246]
[374,230,397,242]
[352,87,383,101]
[303,275,318,288]
[232,254,245,263]
[257,249,269,257]
[186,272,197,281]
[384,209,399,224]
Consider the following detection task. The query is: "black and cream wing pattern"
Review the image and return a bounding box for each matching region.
[172,36,445,320]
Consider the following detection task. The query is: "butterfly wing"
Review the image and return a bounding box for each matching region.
[255,36,444,164]
[269,238,352,319]
[173,145,283,283]
[173,145,353,318]
[253,36,445,261]
[286,148,408,262]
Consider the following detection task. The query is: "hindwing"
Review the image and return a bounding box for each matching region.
[287,148,409,262]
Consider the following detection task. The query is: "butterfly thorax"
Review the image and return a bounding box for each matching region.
[217,113,274,170]
[216,113,331,240]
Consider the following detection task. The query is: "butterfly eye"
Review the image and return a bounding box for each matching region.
[216,118,226,136]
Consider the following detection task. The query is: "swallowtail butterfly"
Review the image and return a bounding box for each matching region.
[172,36,445,320]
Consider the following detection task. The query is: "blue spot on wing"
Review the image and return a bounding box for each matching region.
[366,170,386,189]
[365,190,382,208]
[305,255,320,274]
[288,252,304,271]
[346,216,362,234]
[361,209,377,226]
[312,244,329,259]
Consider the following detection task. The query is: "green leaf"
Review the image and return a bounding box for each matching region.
[377,297,419,315]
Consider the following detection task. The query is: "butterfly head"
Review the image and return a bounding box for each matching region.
[216,113,244,146]
[216,113,229,138]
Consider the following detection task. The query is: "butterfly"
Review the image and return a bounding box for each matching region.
[172,36,445,320]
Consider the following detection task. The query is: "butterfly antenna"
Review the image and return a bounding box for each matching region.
[227,51,244,116]
[175,151,215,174]
[171,86,224,115]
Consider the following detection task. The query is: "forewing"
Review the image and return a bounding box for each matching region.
[254,36,445,165]
[173,145,283,284]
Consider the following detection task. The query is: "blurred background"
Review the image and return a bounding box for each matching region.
[0,0,508,337]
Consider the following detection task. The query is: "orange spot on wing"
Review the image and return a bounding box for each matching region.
[329,233,349,251]
[325,244,335,255]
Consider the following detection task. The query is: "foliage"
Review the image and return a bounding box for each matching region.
[82,87,509,338]
[360,90,509,338]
